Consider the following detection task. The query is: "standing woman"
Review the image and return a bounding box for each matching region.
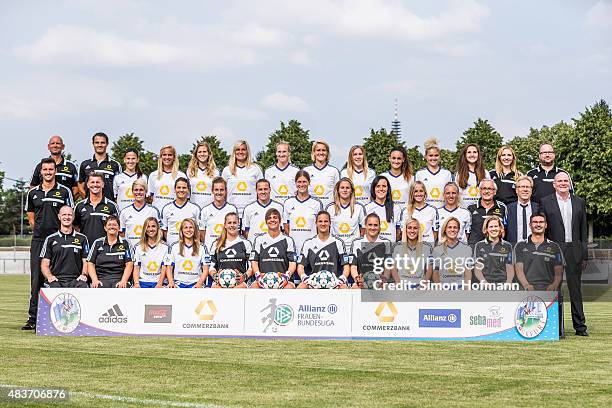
[148,145,187,213]
[386,218,434,288]
[264,141,299,203]
[304,141,340,208]
[415,138,453,208]
[222,140,263,217]
[113,148,148,212]
[436,182,472,243]
[119,179,160,250]
[132,217,168,288]
[187,141,220,209]
[165,218,209,288]
[160,177,201,246]
[431,217,474,289]
[455,144,489,209]
[490,146,520,204]
[364,176,401,242]
[283,170,323,254]
[202,213,253,288]
[473,216,515,285]
[399,181,438,244]
[87,216,134,288]
[325,178,365,249]
[381,146,413,209]
[341,145,376,205]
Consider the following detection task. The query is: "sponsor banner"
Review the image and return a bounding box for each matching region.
[37,289,558,341]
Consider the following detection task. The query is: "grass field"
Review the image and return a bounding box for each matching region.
[1,275,611,408]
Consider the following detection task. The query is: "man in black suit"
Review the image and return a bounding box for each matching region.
[506,175,539,243]
[540,172,588,336]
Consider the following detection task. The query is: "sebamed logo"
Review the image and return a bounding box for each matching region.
[160,185,170,196]
[237,182,248,192]
[375,302,398,322]
[195,300,217,320]
[468,186,479,197]
[295,217,307,228]
[99,304,127,324]
[319,249,330,261]
[50,293,81,334]
[313,185,325,196]
[470,306,503,328]
[268,246,280,257]
[213,223,224,235]
[278,184,289,196]
[261,299,294,333]
[134,225,143,236]
[225,248,237,258]
[430,188,441,199]
[339,223,350,234]
[196,181,207,192]
[515,296,547,339]
[391,189,401,201]
[125,187,134,199]
[419,309,461,328]
[355,186,364,197]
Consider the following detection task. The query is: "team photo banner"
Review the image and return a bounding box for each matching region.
[36,289,559,341]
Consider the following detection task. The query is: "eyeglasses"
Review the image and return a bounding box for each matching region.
[481,187,495,191]
[539,151,555,155]
[517,185,532,189]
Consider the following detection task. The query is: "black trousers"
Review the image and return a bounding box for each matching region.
[45,278,88,288]
[564,251,587,332]
[27,240,44,324]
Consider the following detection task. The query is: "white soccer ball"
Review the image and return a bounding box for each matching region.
[308,270,338,289]
[260,272,284,289]
[217,269,238,288]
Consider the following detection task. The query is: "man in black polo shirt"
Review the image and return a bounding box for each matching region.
[467,179,507,246]
[41,206,89,288]
[30,135,79,198]
[22,158,74,330]
[526,143,573,203]
[78,132,121,200]
[74,172,119,245]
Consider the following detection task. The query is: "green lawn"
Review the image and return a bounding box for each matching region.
[1,275,610,408]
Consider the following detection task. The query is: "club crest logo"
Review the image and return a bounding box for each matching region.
[515,296,548,339]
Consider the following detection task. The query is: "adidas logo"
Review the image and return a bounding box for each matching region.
[99,304,128,323]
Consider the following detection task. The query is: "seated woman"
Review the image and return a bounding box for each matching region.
[132,217,168,288]
[473,216,515,286]
[165,218,209,288]
[386,218,433,289]
[87,215,134,288]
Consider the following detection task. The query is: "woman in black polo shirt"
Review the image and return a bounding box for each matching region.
[87,215,134,288]
[473,216,515,285]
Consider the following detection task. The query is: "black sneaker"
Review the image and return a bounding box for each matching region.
[21,322,36,331]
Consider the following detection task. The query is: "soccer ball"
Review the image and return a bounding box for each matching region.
[308,270,338,289]
[259,272,284,289]
[217,269,238,288]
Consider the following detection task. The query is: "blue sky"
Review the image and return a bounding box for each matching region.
[1,0,610,183]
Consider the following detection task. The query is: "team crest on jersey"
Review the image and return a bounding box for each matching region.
[63,166,69,171]
[118,245,125,251]
[102,206,109,212]
[54,191,62,197]
[73,238,80,244]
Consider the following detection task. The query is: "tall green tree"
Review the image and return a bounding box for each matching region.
[363,128,406,174]
[256,120,313,169]
[440,148,458,172]
[457,118,503,170]
[191,135,230,171]
[110,133,157,175]
[0,181,29,235]
[556,100,612,236]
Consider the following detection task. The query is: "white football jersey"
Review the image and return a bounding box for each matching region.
[414,167,454,208]
[399,204,439,243]
[341,168,376,204]
[283,196,323,253]
[436,206,471,242]
[189,167,220,209]
[381,170,412,208]
[456,170,490,209]
[199,202,239,248]
[113,172,148,212]
[325,202,366,247]
[222,164,263,217]
[133,242,168,283]
[119,203,160,250]
[165,243,210,286]
[148,170,188,213]
[304,163,340,207]
[265,164,299,203]
[363,201,401,242]
[242,199,284,241]
[160,201,201,246]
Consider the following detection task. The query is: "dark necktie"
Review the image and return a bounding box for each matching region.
[521,204,528,240]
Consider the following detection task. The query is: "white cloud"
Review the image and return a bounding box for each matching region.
[586,1,612,28]
[289,50,316,66]
[261,92,310,112]
[212,105,268,120]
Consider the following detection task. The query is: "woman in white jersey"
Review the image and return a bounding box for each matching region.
[490,146,520,204]
[341,145,376,204]
[264,141,299,203]
[455,143,489,209]
[283,170,323,255]
[386,218,434,288]
[221,140,263,217]
[119,179,160,250]
[437,182,471,242]
[187,141,220,209]
[399,181,438,243]
[132,217,168,288]
[414,138,453,208]
[381,146,413,209]
[364,175,401,242]
[198,177,238,249]
[432,217,474,289]
[304,140,340,207]
[160,177,201,246]
[325,177,365,248]
[113,148,148,212]
[148,145,187,212]
[165,218,209,288]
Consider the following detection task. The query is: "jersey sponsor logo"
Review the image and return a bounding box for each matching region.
[175,221,182,232]
[468,186,479,197]
[50,293,81,334]
[430,188,441,199]
[63,166,69,172]
[355,186,364,197]
[259,220,268,232]
[125,187,134,199]
[339,223,350,234]
[182,260,194,271]
[295,217,307,228]
[391,190,401,201]
[319,249,330,261]
[196,181,207,192]
[160,185,170,196]
[118,244,125,251]
[54,191,62,197]
[146,261,159,272]
[237,182,248,192]
[73,238,80,244]
[380,220,389,232]
[213,224,224,235]
[375,302,398,323]
[313,185,325,196]
[102,205,109,212]
[105,164,113,170]
[225,248,237,258]
[134,225,143,236]
[278,184,289,196]
[515,296,547,338]
[267,246,280,257]
[195,300,217,320]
